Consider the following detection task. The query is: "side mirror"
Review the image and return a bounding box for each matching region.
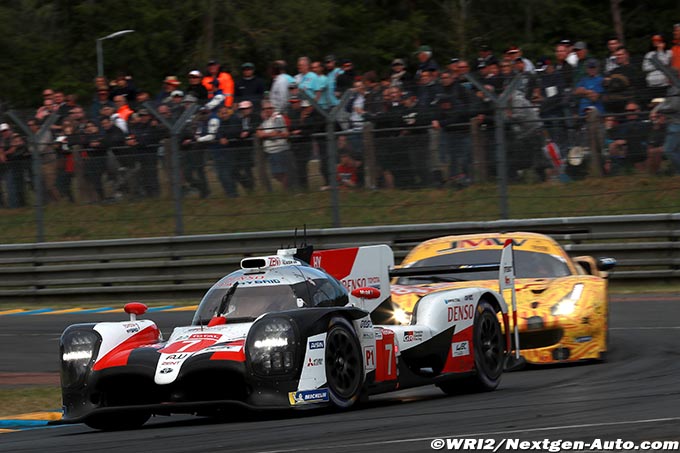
[597,257,617,272]
[124,302,148,321]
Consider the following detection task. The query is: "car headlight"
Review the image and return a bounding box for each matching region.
[60,329,101,387]
[551,284,584,316]
[247,317,298,376]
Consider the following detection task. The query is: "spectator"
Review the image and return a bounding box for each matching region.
[671,23,680,72]
[202,60,235,108]
[185,70,209,104]
[287,97,316,190]
[133,91,151,111]
[91,87,114,120]
[81,120,106,202]
[127,108,162,198]
[604,37,622,74]
[229,101,257,193]
[100,105,127,134]
[505,46,535,73]
[27,118,59,203]
[235,62,266,108]
[659,74,680,174]
[336,147,360,188]
[606,101,651,174]
[310,60,331,110]
[573,58,605,115]
[36,97,58,121]
[1,124,29,208]
[100,113,128,199]
[194,103,234,198]
[646,106,667,175]
[642,34,672,100]
[416,68,442,109]
[54,120,82,203]
[270,60,295,115]
[572,41,589,85]
[533,57,569,151]
[603,46,643,112]
[431,94,472,187]
[256,100,291,189]
[415,45,439,80]
[156,75,181,106]
[295,56,322,105]
[323,55,342,107]
[335,59,356,95]
[113,94,134,122]
[475,43,495,71]
[554,42,575,87]
[110,73,138,102]
[389,58,413,91]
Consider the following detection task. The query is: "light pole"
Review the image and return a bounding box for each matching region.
[96,29,135,77]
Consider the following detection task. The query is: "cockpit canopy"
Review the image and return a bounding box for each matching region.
[192,264,348,325]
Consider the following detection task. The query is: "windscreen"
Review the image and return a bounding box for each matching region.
[397,249,571,285]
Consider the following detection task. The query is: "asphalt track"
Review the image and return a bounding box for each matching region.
[2,295,680,452]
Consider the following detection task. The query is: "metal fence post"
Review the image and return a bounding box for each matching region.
[464,74,522,219]
[6,111,58,242]
[144,102,198,236]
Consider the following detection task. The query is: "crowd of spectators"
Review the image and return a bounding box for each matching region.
[2,25,680,208]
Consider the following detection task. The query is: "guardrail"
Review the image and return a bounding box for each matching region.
[1,213,678,303]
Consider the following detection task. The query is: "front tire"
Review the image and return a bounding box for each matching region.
[438,300,504,394]
[325,317,364,408]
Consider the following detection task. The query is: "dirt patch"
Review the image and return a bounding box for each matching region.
[0,372,60,387]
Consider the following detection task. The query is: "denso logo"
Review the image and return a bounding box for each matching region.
[309,340,324,350]
[447,304,475,322]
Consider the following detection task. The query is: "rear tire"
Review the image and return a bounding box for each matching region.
[438,300,504,394]
[325,317,364,408]
[85,411,150,431]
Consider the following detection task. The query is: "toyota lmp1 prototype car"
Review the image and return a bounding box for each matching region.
[57,243,517,430]
[390,232,616,365]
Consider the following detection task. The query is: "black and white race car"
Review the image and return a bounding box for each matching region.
[57,243,515,430]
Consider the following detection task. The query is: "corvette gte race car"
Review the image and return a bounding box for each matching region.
[390,232,616,364]
[57,242,517,430]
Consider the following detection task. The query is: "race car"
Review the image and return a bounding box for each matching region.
[57,243,516,430]
[390,232,616,365]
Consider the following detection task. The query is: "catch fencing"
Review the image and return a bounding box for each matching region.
[0,213,678,303]
[0,57,679,243]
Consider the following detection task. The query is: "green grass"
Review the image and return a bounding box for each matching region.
[2,175,680,243]
[0,387,61,417]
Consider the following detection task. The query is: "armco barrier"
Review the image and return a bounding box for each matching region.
[0,213,678,303]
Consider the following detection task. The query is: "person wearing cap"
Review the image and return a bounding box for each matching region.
[574,58,605,115]
[415,45,439,81]
[389,58,413,91]
[127,107,162,198]
[572,41,589,84]
[185,70,209,104]
[323,55,342,107]
[269,60,295,115]
[202,60,235,108]
[156,75,182,106]
[504,46,535,73]
[643,34,672,100]
[235,62,266,110]
[335,59,356,95]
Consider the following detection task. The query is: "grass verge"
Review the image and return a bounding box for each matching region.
[0,387,61,418]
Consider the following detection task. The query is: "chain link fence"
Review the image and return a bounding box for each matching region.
[1,60,679,243]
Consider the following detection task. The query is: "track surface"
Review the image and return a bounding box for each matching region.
[2,296,680,452]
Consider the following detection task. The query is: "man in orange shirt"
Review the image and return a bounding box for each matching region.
[202,59,234,107]
[113,95,134,122]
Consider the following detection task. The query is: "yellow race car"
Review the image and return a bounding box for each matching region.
[390,232,616,364]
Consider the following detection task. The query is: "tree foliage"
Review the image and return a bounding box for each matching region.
[0,0,678,109]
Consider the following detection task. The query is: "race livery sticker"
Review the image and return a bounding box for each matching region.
[403,330,423,342]
[288,389,330,405]
[452,341,470,357]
